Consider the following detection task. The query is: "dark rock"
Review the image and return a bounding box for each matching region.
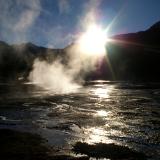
[73,142,147,160]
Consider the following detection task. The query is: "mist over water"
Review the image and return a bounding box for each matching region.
[28,58,80,94]
[28,1,108,93]
[28,43,104,94]
[27,0,107,94]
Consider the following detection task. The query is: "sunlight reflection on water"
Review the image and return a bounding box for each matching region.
[94,88,109,98]
[96,110,110,117]
[91,84,114,99]
[82,85,117,144]
[83,127,115,144]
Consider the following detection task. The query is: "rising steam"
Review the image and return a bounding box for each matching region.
[28,42,102,94]
[29,58,80,94]
[28,0,105,94]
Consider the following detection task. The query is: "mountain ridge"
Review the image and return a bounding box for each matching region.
[0,21,160,81]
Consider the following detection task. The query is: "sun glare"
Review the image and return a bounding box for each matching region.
[78,24,107,56]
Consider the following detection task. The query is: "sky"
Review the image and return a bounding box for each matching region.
[0,0,160,48]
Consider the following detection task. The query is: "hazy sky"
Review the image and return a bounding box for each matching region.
[0,0,160,48]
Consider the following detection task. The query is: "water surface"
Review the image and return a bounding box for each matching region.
[0,81,160,159]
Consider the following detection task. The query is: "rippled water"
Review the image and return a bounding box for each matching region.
[0,81,160,159]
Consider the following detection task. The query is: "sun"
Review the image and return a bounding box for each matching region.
[78,24,108,56]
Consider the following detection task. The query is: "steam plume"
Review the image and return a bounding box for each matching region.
[29,58,80,94]
[28,0,104,94]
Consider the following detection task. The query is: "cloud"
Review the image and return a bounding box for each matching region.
[41,25,75,48]
[0,0,41,42]
[14,0,41,32]
[78,0,101,30]
[58,0,70,14]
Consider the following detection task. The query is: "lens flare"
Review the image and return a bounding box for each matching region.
[78,24,108,56]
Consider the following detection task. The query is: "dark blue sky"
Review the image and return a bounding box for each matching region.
[0,0,160,48]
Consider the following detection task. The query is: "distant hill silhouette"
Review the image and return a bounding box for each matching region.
[0,21,160,82]
[113,21,160,46]
[102,21,160,81]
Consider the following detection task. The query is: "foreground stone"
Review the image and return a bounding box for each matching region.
[73,142,147,160]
